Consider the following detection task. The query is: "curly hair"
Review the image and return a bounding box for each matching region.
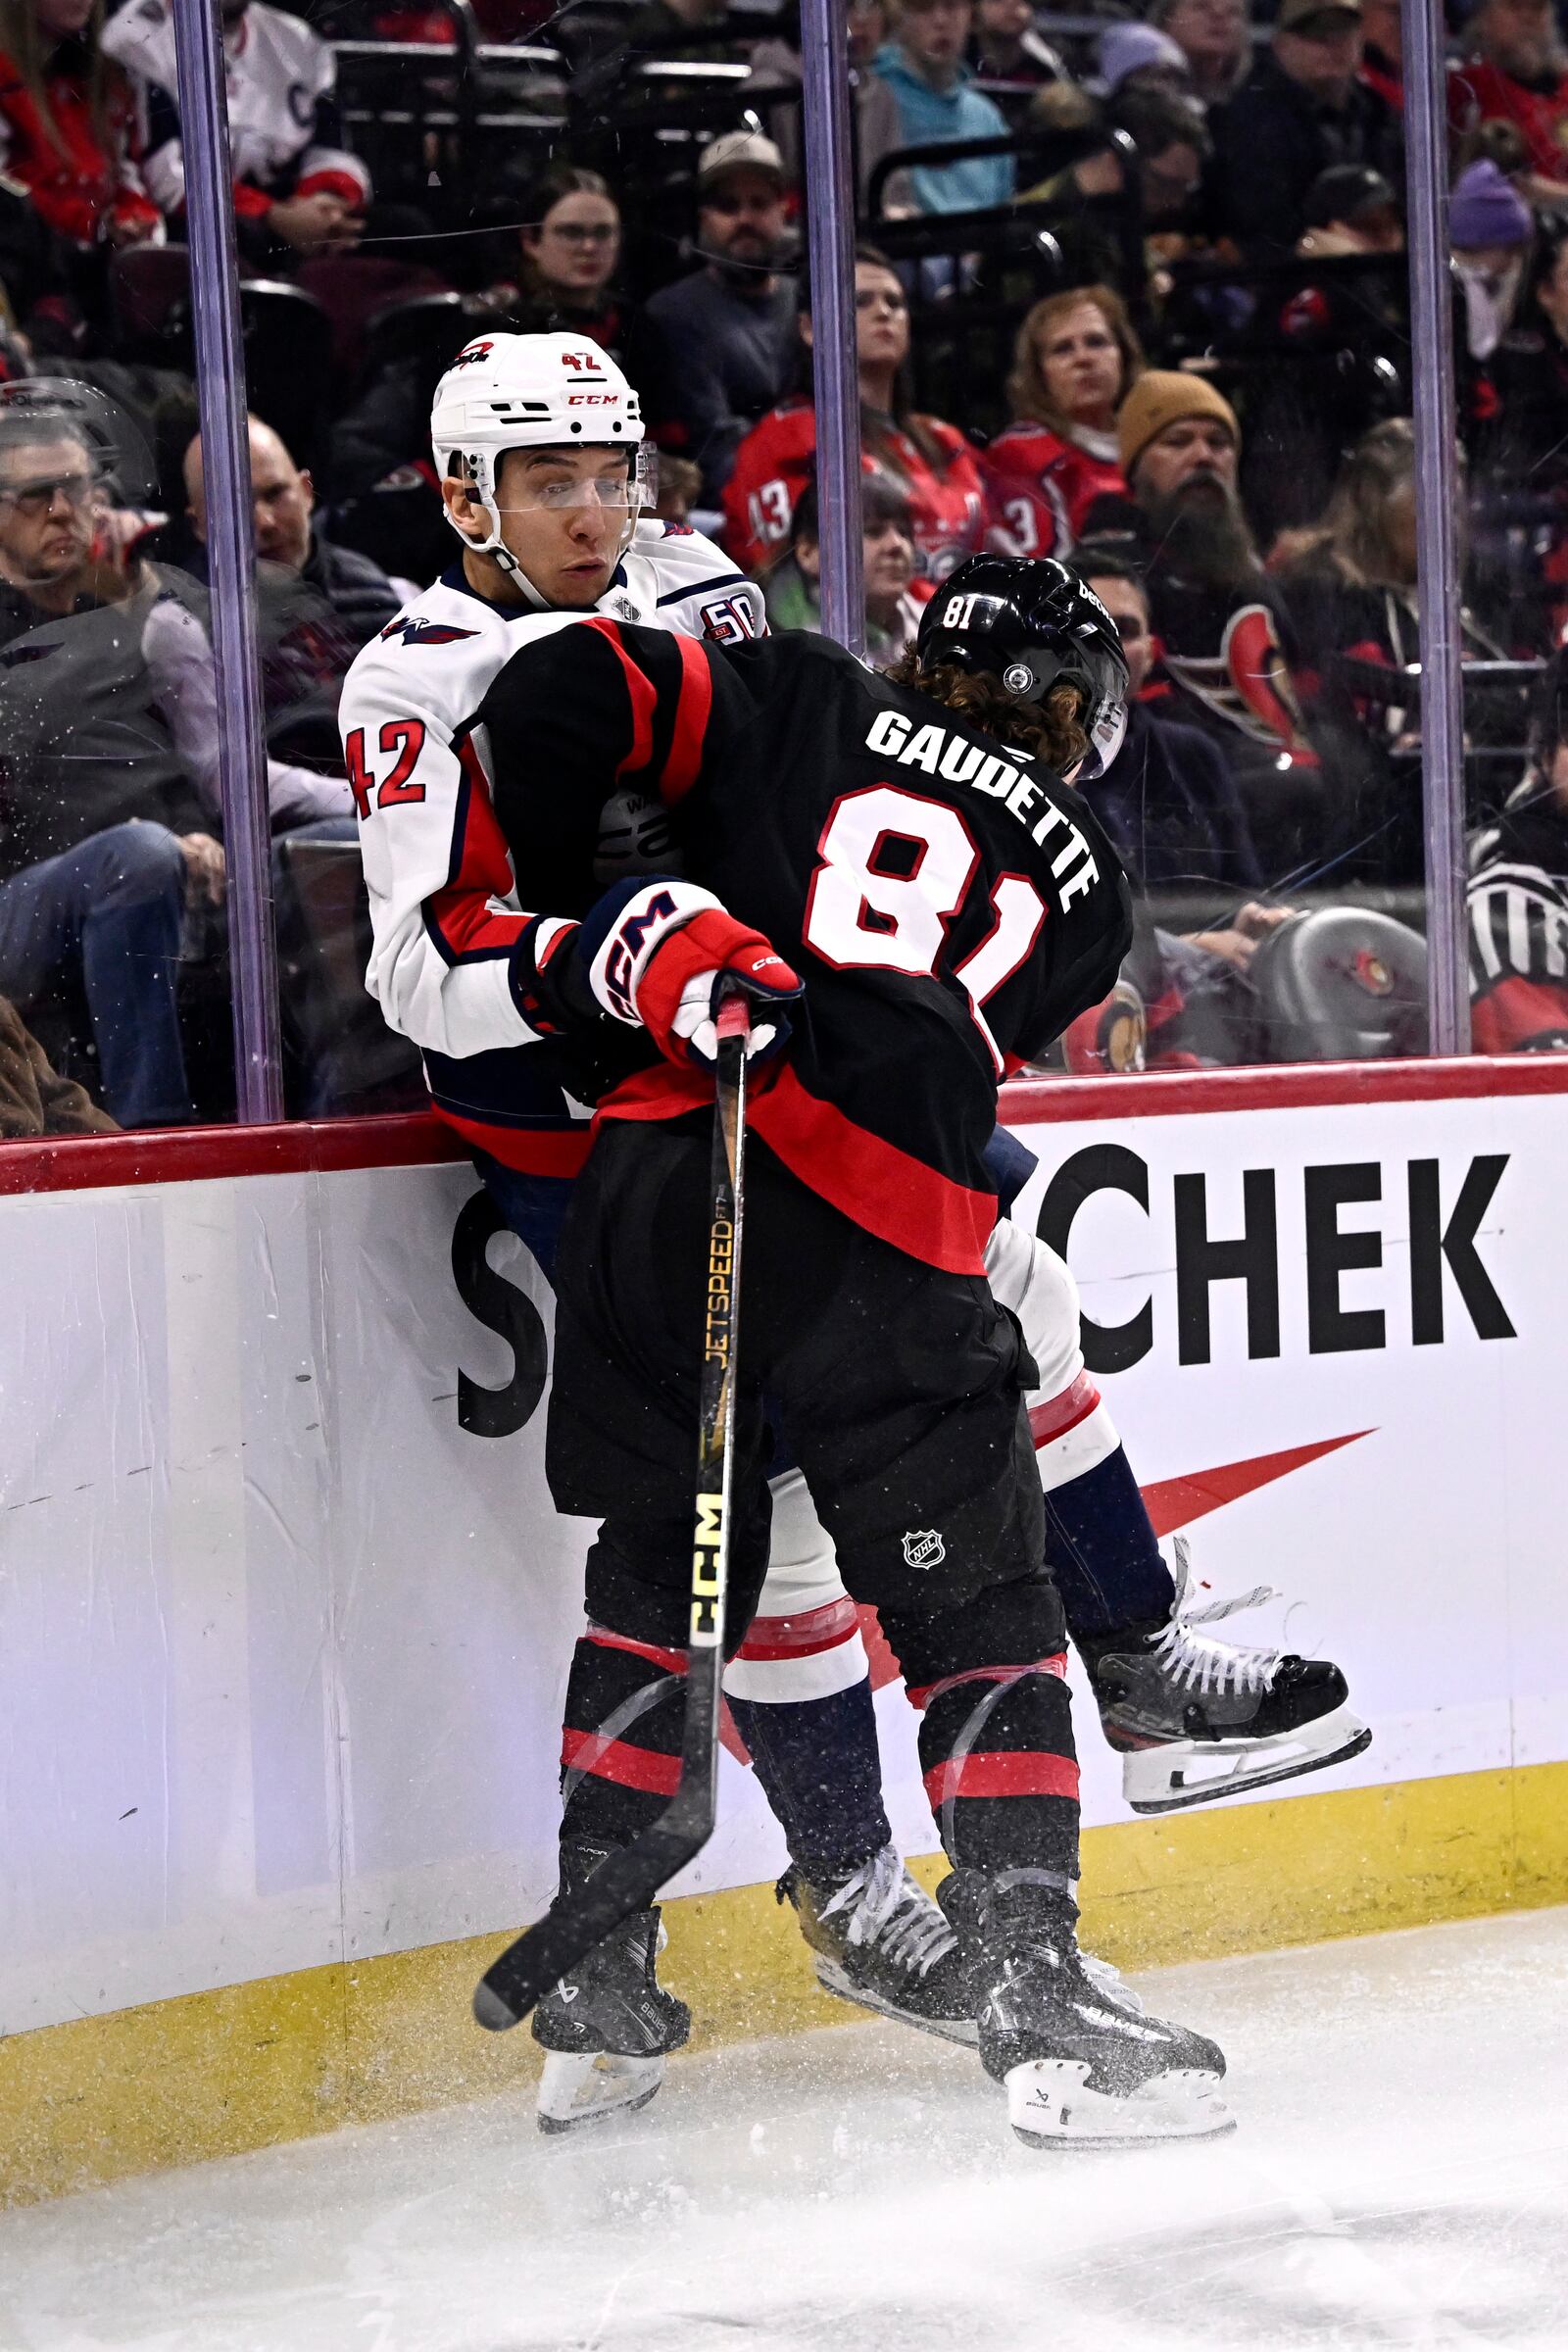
[881,654,1089,773]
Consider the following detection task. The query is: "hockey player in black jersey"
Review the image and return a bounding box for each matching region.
[471,559,1234,2145]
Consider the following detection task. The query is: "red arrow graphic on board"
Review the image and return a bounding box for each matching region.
[720,1429,1375,1755]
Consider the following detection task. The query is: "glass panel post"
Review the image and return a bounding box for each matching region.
[1401,0,1471,1055]
[171,0,284,1119]
[799,0,865,657]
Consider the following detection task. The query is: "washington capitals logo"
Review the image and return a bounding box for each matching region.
[379,617,479,649]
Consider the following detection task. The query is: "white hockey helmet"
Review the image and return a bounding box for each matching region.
[430,331,649,581]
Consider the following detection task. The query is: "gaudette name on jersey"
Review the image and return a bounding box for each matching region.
[864,709,1102,909]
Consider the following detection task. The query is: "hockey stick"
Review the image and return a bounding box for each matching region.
[474,993,753,2032]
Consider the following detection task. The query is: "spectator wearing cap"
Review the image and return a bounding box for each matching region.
[0,0,162,253]
[1082,370,1318,875]
[1095,23,1195,103]
[1209,0,1401,261]
[981,286,1143,562]
[724,245,984,580]
[764,477,929,662]
[1297,163,1404,256]
[1450,0,1568,199]
[1148,0,1250,108]
[639,130,797,506]
[1450,157,1533,361]
[871,0,1015,217]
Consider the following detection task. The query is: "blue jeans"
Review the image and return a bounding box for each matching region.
[0,820,191,1127]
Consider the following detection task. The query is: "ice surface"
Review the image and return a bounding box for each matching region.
[2,1907,1565,2352]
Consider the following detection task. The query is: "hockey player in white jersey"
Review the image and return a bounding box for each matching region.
[342,332,1367,2136]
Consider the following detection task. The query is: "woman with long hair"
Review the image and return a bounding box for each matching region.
[480,163,626,358]
[0,0,159,249]
[722,244,986,581]
[981,286,1143,561]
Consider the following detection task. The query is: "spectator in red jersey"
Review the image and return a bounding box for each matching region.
[0,0,161,252]
[722,245,985,581]
[1450,0,1568,200]
[981,286,1143,563]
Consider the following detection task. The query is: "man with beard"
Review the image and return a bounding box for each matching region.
[1080,373,1320,881]
[639,133,799,507]
[1450,0,1568,199]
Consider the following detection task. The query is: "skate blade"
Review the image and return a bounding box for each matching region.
[1123,1711,1372,1817]
[812,1958,978,2046]
[1006,2059,1235,2149]
[535,2050,665,2135]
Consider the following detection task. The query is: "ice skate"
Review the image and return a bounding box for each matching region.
[956,1873,1234,2149]
[530,1840,691,2135]
[778,1843,981,2043]
[1080,1538,1371,1816]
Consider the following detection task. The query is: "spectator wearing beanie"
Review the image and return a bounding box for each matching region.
[1095,23,1195,102]
[1450,0,1568,198]
[1450,158,1534,361]
[1084,370,1318,877]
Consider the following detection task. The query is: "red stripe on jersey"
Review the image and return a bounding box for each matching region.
[582,615,657,778]
[661,633,714,806]
[427,736,530,961]
[1471,972,1568,1054]
[754,1063,994,1275]
[734,1596,861,1662]
[922,1750,1080,1806]
[561,1726,681,1795]
[431,1102,595,1175]
[1029,1374,1101,1448]
[585,1626,689,1677]
[906,1654,1068,1711]
[595,1060,996,1275]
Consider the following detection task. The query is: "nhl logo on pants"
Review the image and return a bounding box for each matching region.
[903,1529,946,1568]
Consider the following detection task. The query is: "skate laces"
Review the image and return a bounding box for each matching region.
[1152,1538,1283,1698]
[818,1845,959,1981]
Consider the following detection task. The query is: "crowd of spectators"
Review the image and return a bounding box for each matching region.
[0,0,1566,1124]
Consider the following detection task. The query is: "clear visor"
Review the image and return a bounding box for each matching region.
[1078,692,1129,782]
[495,445,655,516]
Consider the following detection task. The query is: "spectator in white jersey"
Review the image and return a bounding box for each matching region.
[104,0,369,270]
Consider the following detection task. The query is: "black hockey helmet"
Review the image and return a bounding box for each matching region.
[915,554,1130,778]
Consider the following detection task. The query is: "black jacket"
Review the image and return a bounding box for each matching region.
[1209,52,1400,260]
[1080,703,1261,903]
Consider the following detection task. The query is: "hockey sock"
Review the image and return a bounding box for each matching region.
[558,1628,687,1849]
[908,1661,1080,1883]
[1041,1441,1176,1643]
[726,1679,893,1879]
